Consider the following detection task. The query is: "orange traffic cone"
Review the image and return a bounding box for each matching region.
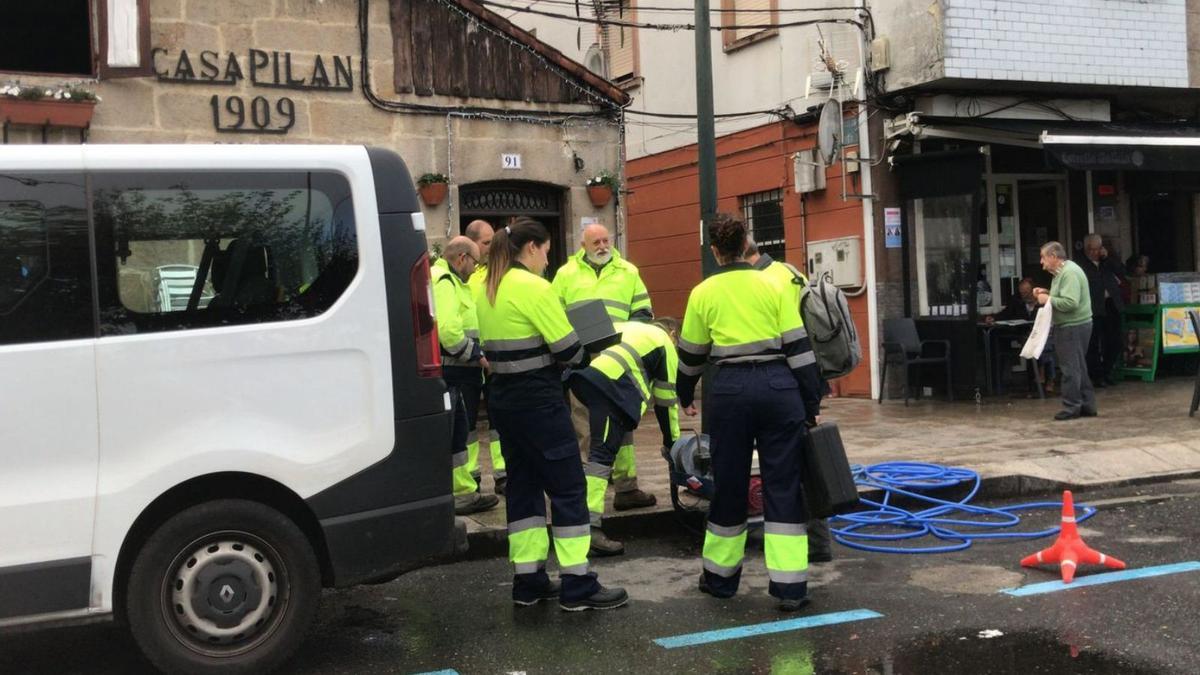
[1019,490,1126,583]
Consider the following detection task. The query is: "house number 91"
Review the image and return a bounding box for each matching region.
[501,153,522,170]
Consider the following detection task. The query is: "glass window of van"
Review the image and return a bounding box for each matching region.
[91,172,357,335]
[0,172,93,346]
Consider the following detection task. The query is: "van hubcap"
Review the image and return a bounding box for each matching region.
[166,535,283,654]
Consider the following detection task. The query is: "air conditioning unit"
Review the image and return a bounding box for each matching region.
[793,150,825,194]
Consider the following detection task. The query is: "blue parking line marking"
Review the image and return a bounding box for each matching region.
[653,608,884,649]
[1002,561,1200,597]
[410,670,459,675]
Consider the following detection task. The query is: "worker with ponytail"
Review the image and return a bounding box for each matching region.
[474,217,628,611]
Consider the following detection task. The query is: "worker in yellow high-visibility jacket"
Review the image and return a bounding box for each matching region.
[462,219,506,495]
[678,214,823,612]
[475,216,627,612]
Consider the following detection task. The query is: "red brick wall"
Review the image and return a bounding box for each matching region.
[625,117,872,397]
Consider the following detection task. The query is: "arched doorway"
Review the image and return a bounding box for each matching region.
[459,181,568,277]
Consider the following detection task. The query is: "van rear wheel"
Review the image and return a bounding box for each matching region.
[125,500,320,674]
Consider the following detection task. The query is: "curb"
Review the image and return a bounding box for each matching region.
[458,470,1200,561]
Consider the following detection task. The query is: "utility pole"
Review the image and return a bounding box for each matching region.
[694,0,717,277]
[695,0,717,433]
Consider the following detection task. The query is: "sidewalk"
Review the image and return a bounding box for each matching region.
[461,377,1200,549]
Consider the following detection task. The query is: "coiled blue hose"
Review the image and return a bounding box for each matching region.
[830,461,1097,554]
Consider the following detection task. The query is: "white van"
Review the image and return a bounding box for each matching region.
[0,145,461,673]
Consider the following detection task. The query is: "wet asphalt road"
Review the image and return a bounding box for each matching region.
[3,480,1199,674]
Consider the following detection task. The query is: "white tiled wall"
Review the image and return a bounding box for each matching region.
[943,0,1189,87]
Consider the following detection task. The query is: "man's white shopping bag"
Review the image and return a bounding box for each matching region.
[1020,302,1053,360]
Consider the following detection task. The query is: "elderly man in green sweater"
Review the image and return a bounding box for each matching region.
[1033,241,1097,420]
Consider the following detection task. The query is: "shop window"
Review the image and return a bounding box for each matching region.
[742,189,785,262]
[0,173,94,346]
[914,194,974,317]
[722,0,778,52]
[597,0,638,84]
[91,171,359,336]
[0,4,94,76]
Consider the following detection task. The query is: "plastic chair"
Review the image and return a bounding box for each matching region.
[1190,310,1200,418]
[879,318,953,405]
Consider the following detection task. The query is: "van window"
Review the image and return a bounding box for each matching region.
[91,171,358,335]
[0,172,93,346]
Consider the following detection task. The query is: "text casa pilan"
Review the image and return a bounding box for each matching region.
[152,48,355,134]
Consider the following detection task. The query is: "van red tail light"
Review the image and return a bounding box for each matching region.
[410,253,442,378]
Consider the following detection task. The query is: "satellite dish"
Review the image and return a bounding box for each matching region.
[817,99,842,167]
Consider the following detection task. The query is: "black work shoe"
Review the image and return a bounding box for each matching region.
[613,489,658,511]
[1081,409,1098,417]
[809,550,833,564]
[494,476,508,496]
[454,492,500,515]
[1054,410,1080,421]
[559,585,628,611]
[589,529,625,557]
[698,574,735,599]
[513,581,561,607]
[777,596,812,612]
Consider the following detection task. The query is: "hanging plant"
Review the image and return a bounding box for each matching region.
[586,170,619,208]
[416,172,449,207]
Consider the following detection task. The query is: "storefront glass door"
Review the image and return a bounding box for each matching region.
[980,176,1066,312]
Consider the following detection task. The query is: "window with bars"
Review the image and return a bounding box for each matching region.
[741,189,785,262]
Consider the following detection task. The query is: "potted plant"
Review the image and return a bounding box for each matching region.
[0,82,100,129]
[586,170,619,208]
[416,173,449,207]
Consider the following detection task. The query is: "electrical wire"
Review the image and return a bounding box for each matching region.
[477,0,865,31]
[495,0,866,13]
[830,462,1098,554]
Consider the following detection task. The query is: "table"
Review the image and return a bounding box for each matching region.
[978,320,1042,397]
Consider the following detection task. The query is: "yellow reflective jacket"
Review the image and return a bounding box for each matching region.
[677,262,822,416]
[475,264,585,409]
[431,257,481,369]
[552,248,653,322]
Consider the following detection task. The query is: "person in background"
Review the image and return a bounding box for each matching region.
[1122,254,1149,305]
[463,219,506,495]
[678,214,823,612]
[431,236,499,515]
[553,222,658,513]
[475,216,627,611]
[742,237,834,564]
[1034,242,1096,421]
[1075,234,1125,387]
[986,278,1057,395]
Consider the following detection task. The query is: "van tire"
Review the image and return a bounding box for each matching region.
[124,499,320,675]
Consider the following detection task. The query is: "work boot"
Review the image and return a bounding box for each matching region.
[513,580,560,607]
[777,596,812,612]
[697,574,735,599]
[454,492,499,515]
[559,585,629,611]
[494,475,508,497]
[1054,410,1080,421]
[613,489,657,511]
[589,528,625,557]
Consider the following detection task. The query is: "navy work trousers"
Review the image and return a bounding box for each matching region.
[491,400,601,603]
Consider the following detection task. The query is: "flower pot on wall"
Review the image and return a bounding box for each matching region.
[419,182,448,206]
[587,184,613,208]
[0,99,96,128]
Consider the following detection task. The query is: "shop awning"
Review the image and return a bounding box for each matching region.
[1041,131,1200,171]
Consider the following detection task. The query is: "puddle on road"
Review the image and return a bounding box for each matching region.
[834,628,1163,674]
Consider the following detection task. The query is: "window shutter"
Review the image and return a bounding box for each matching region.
[598,1,636,81]
[98,0,153,78]
[733,0,773,42]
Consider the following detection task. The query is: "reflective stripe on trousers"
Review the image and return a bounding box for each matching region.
[764,521,809,584]
[702,521,748,577]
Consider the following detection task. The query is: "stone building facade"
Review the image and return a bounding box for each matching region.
[0,0,628,261]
